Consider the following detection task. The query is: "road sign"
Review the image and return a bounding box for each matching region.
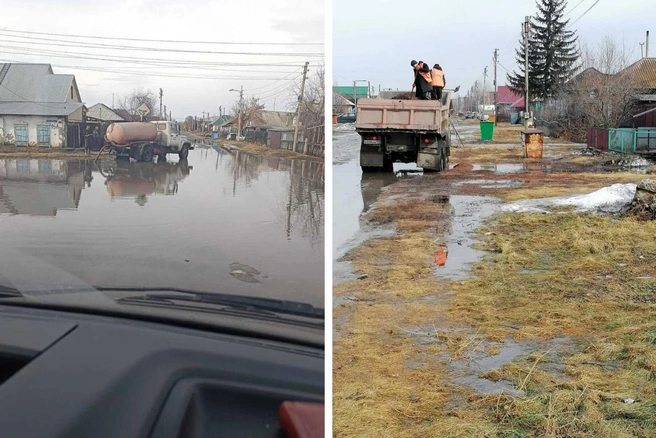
[137,103,150,115]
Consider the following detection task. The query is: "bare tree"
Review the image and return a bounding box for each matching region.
[183,116,194,130]
[563,35,638,131]
[230,96,265,133]
[117,88,158,118]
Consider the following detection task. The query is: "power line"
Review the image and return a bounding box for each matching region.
[0,28,323,46]
[0,46,319,69]
[564,0,588,16]
[570,0,601,25]
[0,36,323,57]
[0,60,295,81]
[0,83,61,109]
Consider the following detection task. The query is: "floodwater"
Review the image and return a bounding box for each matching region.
[332,124,499,284]
[0,145,324,307]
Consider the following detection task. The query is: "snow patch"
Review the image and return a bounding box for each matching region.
[333,123,355,132]
[502,183,637,214]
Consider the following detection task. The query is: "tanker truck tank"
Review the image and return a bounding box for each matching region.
[105,122,158,144]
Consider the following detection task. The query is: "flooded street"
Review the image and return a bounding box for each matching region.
[0,145,324,307]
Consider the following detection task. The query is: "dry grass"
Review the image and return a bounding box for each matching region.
[446,213,656,436]
[334,184,656,436]
[224,141,323,161]
[0,148,99,159]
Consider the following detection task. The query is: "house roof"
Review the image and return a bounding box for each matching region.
[334,94,354,106]
[0,63,80,103]
[334,86,368,100]
[252,111,295,129]
[0,101,84,116]
[622,57,656,89]
[114,109,136,121]
[497,85,524,107]
[213,115,232,125]
[86,103,125,121]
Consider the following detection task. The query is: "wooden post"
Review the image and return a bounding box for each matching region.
[303,137,309,155]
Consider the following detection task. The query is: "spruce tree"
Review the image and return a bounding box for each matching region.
[507,0,579,103]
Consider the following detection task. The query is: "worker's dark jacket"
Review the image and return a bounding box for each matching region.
[413,64,433,94]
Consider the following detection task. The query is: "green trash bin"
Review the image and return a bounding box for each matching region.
[480,121,494,141]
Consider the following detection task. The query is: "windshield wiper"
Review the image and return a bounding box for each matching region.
[104,286,324,319]
[0,284,22,298]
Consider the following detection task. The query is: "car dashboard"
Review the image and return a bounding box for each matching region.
[0,304,324,438]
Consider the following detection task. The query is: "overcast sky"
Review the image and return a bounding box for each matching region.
[334,0,653,94]
[0,0,324,119]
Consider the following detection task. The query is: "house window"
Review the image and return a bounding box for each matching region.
[38,160,52,173]
[37,125,51,146]
[16,160,30,172]
[13,125,28,146]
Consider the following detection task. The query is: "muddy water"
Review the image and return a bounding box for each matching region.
[0,146,324,306]
[332,124,499,284]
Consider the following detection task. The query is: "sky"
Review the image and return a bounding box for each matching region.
[0,0,324,120]
[334,0,654,95]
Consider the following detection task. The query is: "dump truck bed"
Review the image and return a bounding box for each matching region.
[355,92,451,134]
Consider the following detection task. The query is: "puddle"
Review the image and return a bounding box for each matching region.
[455,179,523,189]
[447,337,574,397]
[432,195,502,280]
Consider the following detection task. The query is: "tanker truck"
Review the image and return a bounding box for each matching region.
[104,121,193,162]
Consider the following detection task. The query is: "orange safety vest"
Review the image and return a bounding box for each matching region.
[431,68,445,87]
[418,69,432,84]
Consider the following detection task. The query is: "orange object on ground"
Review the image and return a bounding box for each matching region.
[279,401,324,438]
[435,246,448,266]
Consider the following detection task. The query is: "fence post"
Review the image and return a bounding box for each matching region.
[633,129,638,154]
[303,138,309,155]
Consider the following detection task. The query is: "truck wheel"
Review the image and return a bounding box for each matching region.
[141,145,154,162]
[441,154,447,171]
[179,145,190,160]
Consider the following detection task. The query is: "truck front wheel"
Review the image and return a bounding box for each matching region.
[179,144,190,160]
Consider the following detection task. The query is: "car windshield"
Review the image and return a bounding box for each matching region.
[0,5,325,344]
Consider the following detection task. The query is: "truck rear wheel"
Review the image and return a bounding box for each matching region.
[140,145,154,162]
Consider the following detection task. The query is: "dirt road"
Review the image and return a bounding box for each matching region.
[333,120,656,437]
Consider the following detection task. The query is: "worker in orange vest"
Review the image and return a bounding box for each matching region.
[411,60,432,100]
[431,64,446,101]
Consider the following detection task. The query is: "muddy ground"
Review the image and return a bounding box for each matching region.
[333,120,656,437]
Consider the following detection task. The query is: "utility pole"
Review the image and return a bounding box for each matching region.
[483,66,488,109]
[493,48,498,126]
[164,105,167,121]
[273,98,276,111]
[237,85,244,138]
[292,62,309,153]
[640,42,645,58]
[159,88,163,119]
[524,16,530,129]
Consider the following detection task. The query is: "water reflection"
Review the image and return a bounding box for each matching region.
[100,160,192,206]
[0,159,88,216]
[0,148,324,305]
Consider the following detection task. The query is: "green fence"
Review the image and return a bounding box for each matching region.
[608,128,636,153]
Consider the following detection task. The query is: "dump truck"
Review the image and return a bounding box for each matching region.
[105,121,194,162]
[355,90,455,172]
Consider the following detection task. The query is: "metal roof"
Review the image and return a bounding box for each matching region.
[0,101,84,116]
[0,63,78,103]
[86,103,124,121]
[622,58,656,89]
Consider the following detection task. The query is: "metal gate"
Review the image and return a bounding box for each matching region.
[608,128,656,154]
